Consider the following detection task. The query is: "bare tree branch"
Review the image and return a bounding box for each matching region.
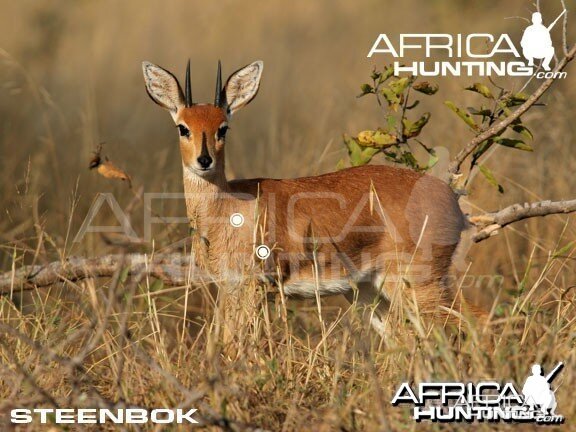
[447,43,576,181]
[0,253,207,294]
[560,0,569,56]
[469,198,576,242]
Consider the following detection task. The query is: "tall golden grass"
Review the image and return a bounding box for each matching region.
[0,0,575,430]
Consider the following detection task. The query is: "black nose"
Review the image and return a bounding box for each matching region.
[197,155,213,169]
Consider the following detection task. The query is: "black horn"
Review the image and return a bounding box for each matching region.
[214,60,222,106]
[185,59,192,107]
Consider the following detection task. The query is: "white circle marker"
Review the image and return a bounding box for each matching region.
[255,245,271,260]
[230,213,244,227]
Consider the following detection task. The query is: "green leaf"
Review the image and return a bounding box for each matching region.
[359,147,380,165]
[400,151,419,169]
[336,158,348,170]
[415,140,438,170]
[465,83,494,99]
[344,135,363,165]
[426,149,439,169]
[344,135,380,166]
[358,83,373,97]
[382,150,397,161]
[412,81,439,95]
[357,130,397,148]
[372,131,397,146]
[506,92,529,107]
[552,241,575,259]
[511,124,533,140]
[402,113,431,139]
[478,165,504,193]
[444,101,479,131]
[472,139,494,159]
[496,100,513,117]
[380,65,395,82]
[149,278,164,292]
[494,137,533,152]
[120,267,130,283]
[388,77,410,96]
[381,88,401,111]
[467,107,492,116]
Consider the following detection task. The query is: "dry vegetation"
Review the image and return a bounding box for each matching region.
[0,0,575,430]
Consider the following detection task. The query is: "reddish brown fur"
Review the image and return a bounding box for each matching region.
[182,156,478,325]
[178,106,227,167]
[180,105,227,132]
[145,68,483,329]
[235,167,465,309]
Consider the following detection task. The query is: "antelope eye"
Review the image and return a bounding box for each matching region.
[177,124,190,138]
[216,124,229,141]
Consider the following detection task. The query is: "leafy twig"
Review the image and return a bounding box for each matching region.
[447,43,576,181]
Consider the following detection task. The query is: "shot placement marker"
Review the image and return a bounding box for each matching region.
[229,213,245,227]
[255,245,271,260]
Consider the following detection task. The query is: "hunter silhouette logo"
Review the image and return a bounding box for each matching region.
[521,11,566,71]
[391,362,565,424]
[522,362,564,416]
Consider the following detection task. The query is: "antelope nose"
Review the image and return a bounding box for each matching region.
[197,155,213,169]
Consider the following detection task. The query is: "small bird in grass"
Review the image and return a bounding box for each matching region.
[89,144,132,188]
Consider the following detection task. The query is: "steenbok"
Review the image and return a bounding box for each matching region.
[142,60,483,335]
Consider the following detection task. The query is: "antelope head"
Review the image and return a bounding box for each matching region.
[142,60,263,179]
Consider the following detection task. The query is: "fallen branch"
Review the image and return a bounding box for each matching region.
[469,198,576,242]
[447,43,576,181]
[0,253,207,294]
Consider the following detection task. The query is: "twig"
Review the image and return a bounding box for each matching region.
[561,0,569,56]
[469,198,576,242]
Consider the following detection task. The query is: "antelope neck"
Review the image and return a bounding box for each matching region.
[182,165,239,229]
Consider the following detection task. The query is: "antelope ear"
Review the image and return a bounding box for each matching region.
[223,61,263,115]
[142,62,185,115]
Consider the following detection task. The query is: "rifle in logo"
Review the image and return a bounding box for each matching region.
[545,361,564,384]
[547,10,567,32]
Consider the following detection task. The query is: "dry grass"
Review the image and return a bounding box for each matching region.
[0,251,574,431]
[0,0,575,430]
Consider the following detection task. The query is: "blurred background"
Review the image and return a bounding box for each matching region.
[0,0,575,306]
